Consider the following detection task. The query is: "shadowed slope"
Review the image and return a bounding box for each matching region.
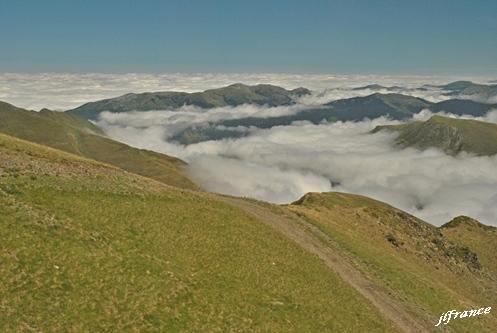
[0,101,197,189]
[441,216,497,276]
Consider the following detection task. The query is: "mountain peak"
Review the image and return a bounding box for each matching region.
[441,80,475,89]
[441,216,495,231]
[352,83,387,90]
[227,82,249,88]
[427,114,450,122]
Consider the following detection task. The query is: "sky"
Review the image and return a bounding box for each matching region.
[1,0,497,74]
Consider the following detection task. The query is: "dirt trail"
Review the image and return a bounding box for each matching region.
[220,196,437,333]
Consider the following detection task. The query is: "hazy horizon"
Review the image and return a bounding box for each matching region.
[1,72,496,110]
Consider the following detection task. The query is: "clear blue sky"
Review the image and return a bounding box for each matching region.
[1,0,496,74]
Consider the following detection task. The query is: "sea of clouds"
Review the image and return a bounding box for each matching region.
[1,72,494,110]
[97,110,497,227]
[2,73,497,226]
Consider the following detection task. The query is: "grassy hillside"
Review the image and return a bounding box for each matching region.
[441,216,497,275]
[0,101,197,189]
[2,131,496,331]
[372,115,497,156]
[287,192,497,333]
[0,133,397,332]
[68,83,310,119]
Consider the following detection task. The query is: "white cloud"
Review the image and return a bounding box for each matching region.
[97,106,497,227]
[3,72,497,227]
[297,85,452,105]
[97,103,308,139]
[413,108,497,123]
[188,155,332,203]
[458,94,497,104]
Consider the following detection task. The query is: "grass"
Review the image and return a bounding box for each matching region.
[3,99,497,332]
[0,101,197,190]
[287,192,497,333]
[441,216,497,275]
[0,134,396,332]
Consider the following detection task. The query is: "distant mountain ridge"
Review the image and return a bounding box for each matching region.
[372,115,497,156]
[68,80,497,120]
[68,83,310,119]
[65,81,497,145]
[352,84,402,91]
[429,80,497,101]
[172,93,497,144]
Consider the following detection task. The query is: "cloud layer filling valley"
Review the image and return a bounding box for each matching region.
[3,73,497,226]
[97,105,497,227]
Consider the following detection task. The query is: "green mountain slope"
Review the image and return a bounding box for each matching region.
[68,83,310,119]
[441,216,497,275]
[0,101,197,189]
[0,133,397,332]
[2,132,497,331]
[287,192,497,333]
[372,115,497,156]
